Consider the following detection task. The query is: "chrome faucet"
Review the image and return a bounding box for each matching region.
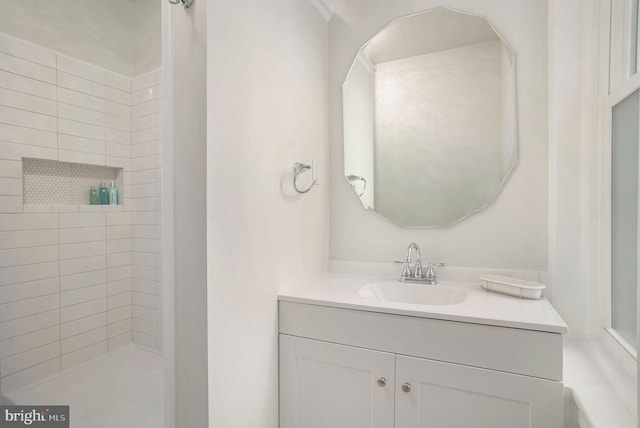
[402,243,423,280]
[399,243,446,284]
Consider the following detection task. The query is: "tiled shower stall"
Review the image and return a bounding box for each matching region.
[0,33,162,394]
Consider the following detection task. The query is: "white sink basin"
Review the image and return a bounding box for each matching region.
[358,281,468,306]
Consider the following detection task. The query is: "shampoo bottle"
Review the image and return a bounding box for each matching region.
[99,183,109,205]
[108,181,118,205]
[89,186,99,205]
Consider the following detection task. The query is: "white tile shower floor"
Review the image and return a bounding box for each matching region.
[3,344,163,428]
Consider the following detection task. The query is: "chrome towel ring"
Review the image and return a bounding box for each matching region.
[347,174,367,197]
[168,0,194,8]
[293,162,318,194]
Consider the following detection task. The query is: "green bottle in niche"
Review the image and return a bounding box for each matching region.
[99,183,109,205]
[89,186,100,205]
[108,181,118,205]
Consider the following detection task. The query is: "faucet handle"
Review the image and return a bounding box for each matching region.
[424,262,446,280]
[393,260,412,278]
[429,263,446,269]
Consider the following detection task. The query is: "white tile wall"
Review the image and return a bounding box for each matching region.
[0,325,60,359]
[0,51,56,84]
[0,32,163,393]
[57,55,105,84]
[131,70,162,352]
[0,123,57,150]
[0,70,57,100]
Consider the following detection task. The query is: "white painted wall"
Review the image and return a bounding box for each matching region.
[163,0,209,426]
[548,0,600,338]
[328,0,548,270]
[206,0,329,426]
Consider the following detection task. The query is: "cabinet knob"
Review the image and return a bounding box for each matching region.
[377,377,386,387]
[401,382,411,393]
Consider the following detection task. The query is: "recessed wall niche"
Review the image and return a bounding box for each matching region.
[22,158,124,205]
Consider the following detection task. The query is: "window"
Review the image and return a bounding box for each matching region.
[611,90,639,350]
[606,0,640,355]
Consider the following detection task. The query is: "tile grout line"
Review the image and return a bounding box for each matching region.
[104,72,108,181]
[0,326,60,360]
[129,77,133,349]
[0,303,126,344]
[103,197,108,350]
[0,293,119,326]
[0,355,60,383]
[55,51,61,374]
[57,211,62,374]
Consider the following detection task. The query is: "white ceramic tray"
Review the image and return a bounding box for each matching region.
[479,274,545,299]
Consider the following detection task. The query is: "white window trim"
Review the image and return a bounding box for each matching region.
[597,0,639,362]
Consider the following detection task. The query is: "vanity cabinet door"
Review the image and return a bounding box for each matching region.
[394,355,563,428]
[279,334,395,428]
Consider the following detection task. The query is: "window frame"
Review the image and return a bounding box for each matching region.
[600,0,640,359]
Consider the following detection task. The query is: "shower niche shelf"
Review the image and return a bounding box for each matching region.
[22,158,124,208]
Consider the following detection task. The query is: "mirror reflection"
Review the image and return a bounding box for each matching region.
[343,7,517,228]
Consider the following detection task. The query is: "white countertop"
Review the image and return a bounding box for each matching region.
[278,272,568,334]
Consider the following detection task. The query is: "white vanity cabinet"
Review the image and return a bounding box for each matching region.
[394,355,561,428]
[279,335,395,428]
[279,301,564,428]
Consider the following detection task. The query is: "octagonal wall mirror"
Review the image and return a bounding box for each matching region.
[342,7,517,228]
